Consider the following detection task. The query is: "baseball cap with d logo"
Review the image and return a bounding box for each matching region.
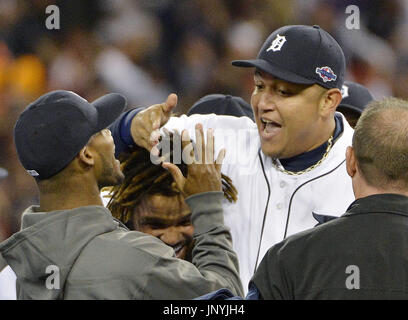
[14,90,127,180]
[232,25,346,89]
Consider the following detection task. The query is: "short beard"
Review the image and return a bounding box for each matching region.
[97,152,124,190]
[261,144,282,160]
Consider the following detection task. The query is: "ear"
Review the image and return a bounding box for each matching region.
[78,145,95,167]
[346,146,357,178]
[319,88,342,117]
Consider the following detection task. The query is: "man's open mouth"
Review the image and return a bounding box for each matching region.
[172,242,185,256]
[260,117,282,136]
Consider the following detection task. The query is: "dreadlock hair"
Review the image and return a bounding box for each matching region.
[105,131,238,226]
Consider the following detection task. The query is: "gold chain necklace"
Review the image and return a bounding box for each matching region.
[272,136,334,176]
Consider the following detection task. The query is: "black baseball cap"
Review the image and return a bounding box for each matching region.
[187,94,254,121]
[337,81,374,114]
[232,25,346,89]
[14,90,127,180]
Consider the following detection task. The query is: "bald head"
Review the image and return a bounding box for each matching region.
[353,97,408,190]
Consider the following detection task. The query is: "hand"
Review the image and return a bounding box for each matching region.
[162,124,226,198]
[131,93,178,152]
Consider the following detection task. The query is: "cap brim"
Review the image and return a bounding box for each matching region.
[232,59,315,85]
[92,93,127,131]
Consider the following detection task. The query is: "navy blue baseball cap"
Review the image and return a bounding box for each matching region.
[232,25,346,89]
[14,90,127,180]
[338,81,374,114]
[187,94,254,121]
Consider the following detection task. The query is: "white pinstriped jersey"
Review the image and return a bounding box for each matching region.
[164,112,355,294]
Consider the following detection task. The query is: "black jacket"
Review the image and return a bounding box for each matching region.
[252,193,408,299]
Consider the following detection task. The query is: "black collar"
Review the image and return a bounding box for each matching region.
[344,193,408,218]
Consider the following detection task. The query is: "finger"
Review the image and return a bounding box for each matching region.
[195,123,204,164]
[205,128,214,165]
[215,148,226,174]
[163,93,178,113]
[161,151,171,163]
[158,94,178,127]
[181,129,191,149]
[150,150,165,165]
[162,162,185,191]
[151,145,160,157]
[181,130,194,163]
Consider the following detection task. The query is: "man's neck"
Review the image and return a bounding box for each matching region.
[355,187,408,200]
[353,175,408,199]
[306,117,336,153]
[38,176,103,212]
[279,116,339,171]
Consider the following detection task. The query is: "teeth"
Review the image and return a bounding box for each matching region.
[261,118,275,124]
[262,118,282,126]
[173,243,183,253]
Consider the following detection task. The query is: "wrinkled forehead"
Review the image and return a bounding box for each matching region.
[136,194,191,219]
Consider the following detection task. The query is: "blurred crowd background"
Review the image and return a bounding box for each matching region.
[1,0,408,240]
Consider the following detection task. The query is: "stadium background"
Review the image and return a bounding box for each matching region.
[0,0,407,239]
